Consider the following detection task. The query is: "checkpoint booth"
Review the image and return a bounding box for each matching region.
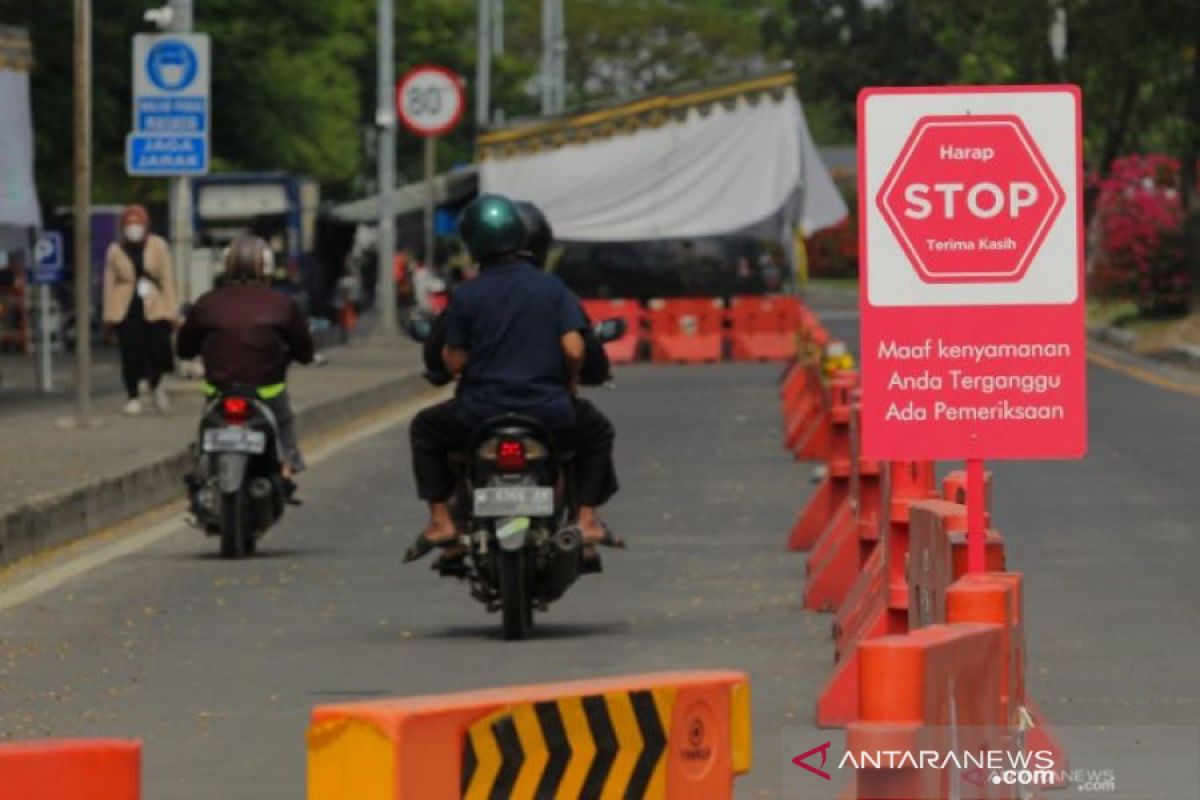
[477,71,848,364]
[0,26,40,356]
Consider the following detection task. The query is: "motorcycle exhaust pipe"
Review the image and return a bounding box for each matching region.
[537,525,583,603]
[248,477,276,529]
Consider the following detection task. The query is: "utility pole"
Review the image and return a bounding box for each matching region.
[541,0,565,115]
[72,0,92,426]
[476,0,491,128]
[376,0,397,335]
[168,0,193,304]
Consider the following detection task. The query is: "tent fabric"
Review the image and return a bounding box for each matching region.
[478,85,846,242]
[0,27,40,229]
[329,165,478,224]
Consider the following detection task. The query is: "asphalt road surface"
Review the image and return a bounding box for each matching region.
[2,340,1198,798]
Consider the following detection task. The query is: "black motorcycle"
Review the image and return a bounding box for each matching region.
[409,316,625,640]
[186,388,288,558]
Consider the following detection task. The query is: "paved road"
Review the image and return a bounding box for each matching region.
[0,362,830,798]
[2,334,1198,798]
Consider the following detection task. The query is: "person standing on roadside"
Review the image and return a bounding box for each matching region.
[102,204,179,415]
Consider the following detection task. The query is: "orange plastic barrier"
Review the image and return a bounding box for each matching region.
[581,298,644,364]
[645,298,725,364]
[308,671,751,799]
[848,624,1006,799]
[0,739,141,800]
[781,357,827,457]
[787,371,857,551]
[727,295,800,361]
[804,393,880,612]
[907,499,1005,630]
[815,460,938,728]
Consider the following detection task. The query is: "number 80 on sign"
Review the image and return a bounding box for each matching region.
[395,65,465,137]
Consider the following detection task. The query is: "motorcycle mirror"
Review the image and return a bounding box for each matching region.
[406,317,433,343]
[593,317,627,344]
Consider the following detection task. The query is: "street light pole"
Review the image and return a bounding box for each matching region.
[72,0,92,425]
[168,0,193,304]
[476,0,491,128]
[375,0,397,336]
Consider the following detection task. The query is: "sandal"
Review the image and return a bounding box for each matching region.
[403,532,459,563]
[595,522,626,549]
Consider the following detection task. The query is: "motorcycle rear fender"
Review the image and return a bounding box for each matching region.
[216,453,249,494]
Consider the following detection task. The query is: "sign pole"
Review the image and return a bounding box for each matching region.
[375,0,397,337]
[966,458,986,573]
[424,135,436,274]
[169,0,194,305]
[37,283,52,393]
[72,0,92,426]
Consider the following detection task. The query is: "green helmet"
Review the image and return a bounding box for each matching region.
[458,193,527,263]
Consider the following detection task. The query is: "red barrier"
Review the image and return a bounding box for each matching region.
[848,624,1007,799]
[804,392,880,612]
[646,298,725,363]
[727,295,800,361]
[907,500,1005,630]
[580,298,643,364]
[0,739,140,800]
[816,461,938,727]
[787,372,857,551]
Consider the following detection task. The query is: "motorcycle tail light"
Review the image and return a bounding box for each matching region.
[222,396,250,425]
[496,439,527,471]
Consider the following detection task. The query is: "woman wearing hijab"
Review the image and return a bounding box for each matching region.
[102,205,179,414]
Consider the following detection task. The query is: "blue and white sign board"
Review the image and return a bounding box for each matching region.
[126,33,211,176]
[33,231,65,285]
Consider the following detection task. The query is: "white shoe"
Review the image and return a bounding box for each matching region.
[153,384,170,412]
[123,398,143,415]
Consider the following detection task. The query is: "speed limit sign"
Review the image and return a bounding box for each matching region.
[396,65,465,137]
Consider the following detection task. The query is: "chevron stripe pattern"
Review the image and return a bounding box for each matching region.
[461,687,676,799]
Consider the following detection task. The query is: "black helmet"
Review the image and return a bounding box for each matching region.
[458,194,527,263]
[516,201,554,268]
[224,235,273,283]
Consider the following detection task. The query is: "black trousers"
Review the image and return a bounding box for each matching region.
[116,315,173,399]
[410,397,619,506]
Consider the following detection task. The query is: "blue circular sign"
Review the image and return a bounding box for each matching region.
[146,40,198,92]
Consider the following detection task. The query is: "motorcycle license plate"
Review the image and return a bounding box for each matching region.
[473,487,554,517]
[202,427,266,455]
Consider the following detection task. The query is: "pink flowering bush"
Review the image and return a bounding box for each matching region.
[1092,154,1190,316]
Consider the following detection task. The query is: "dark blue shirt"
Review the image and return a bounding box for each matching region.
[444,258,587,427]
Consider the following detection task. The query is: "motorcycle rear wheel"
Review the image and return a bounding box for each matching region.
[498,550,533,640]
[219,489,247,559]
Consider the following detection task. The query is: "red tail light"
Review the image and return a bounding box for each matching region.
[496,439,527,471]
[222,396,250,425]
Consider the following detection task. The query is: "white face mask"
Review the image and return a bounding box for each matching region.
[124,224,146,243]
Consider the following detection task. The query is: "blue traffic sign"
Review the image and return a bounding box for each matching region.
[126,133,208,176]
[34,231,65,285]
[146,39,199,92]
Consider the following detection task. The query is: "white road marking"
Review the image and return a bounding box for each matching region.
[0,392,441,614]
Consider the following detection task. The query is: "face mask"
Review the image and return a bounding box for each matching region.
[124,224,146,243]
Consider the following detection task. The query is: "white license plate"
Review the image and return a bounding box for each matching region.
[473,486,554,517]
[202,427,266,454]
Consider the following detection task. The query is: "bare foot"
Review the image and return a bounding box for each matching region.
[423,502,458,544]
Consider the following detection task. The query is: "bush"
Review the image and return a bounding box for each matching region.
[1092,154,1190,316]
[806,175,858,280]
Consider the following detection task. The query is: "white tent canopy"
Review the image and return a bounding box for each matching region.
[478,76,846,242]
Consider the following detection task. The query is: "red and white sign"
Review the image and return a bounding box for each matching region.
[396,65,465,137]
[859,86,1086,460]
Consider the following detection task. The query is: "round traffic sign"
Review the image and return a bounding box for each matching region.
[146,39,199,92]
[396,66,465,137]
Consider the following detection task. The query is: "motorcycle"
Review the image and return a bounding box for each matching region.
[186,387,289,558]
[408,316,626,640]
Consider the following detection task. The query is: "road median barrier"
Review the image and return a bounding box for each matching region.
[307,670,751,799]
[0,739,140,800]
[728,296,801,361]
[646,298,725,364]
[787,370,857,551]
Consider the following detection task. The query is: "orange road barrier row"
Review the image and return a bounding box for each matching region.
[848,624,1008,799]
[727,296,801,361]
[581,298,644,364]
[804,392,881,611]
[307,671,751,800]
[0,739,141,800]
[906,499,1006,630]
[816,460,938,728]
[787,371,858,550]
[646,298,726,364]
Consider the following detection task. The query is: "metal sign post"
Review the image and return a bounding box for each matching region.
[33,231,66,394]
[397,65,466,280]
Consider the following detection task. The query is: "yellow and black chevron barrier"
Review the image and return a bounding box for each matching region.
[308,670,750,800]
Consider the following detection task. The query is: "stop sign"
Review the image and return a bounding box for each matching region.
[876,114,1065,284]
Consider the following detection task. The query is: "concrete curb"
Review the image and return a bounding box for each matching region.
[0,368,430,569]
[1086,321,1200,370]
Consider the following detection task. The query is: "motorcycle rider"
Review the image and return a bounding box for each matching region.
[176,235,314,482]
[405,194,621,562]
